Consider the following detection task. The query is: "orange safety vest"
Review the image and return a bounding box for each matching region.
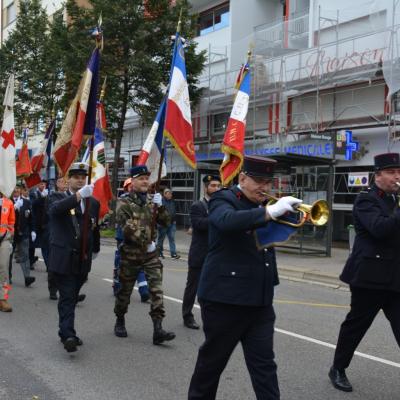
[0,197,15,237]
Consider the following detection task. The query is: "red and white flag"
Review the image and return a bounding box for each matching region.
[82,102,112,220]
[16,128,32,177]
[220,62,251,186]
[25,120,55,188]
[0,74,16,197]
[164,32,196,168]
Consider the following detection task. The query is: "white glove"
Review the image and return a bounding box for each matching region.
[31,231,37,242]
[78,184,94,199]
[266,196,303,220]
[14,198,24,210]
[40,188,48,197]
[147,241,156,253]
[92,252,99,260]
[152,193,162,206]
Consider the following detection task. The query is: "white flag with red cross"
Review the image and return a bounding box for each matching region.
[0,74,16,197]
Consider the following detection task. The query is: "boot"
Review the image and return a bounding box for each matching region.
[24,276,35,287]
[0,300,12,312]
[114,316,128,337]
[153,320,175,345]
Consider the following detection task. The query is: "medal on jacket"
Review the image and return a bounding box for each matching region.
[70,209,75,215]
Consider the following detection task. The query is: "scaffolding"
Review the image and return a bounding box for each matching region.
[192,0,400,161]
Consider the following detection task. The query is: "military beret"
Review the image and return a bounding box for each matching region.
[202,175,222,184]
[68,162,89,177]
[242,156,276,178]
[130,165,151,178]
[374,153,400,171]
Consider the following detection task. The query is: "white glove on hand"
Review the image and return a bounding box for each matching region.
[14,198,24,210]
[92,252,99,260]
[152,193,162,206]
[40,188,48,197]
[78,184,94,199]
[266,196,303,220]
[147,241,156,253]
[31,231,37,242]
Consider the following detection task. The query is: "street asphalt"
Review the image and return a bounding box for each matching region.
[0,241,399,399]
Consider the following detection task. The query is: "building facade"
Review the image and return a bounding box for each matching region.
[107,0,400,251]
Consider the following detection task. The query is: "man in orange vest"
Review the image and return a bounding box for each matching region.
[0,190,15,312]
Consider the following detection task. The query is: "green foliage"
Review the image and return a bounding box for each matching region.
[0,0,66,133]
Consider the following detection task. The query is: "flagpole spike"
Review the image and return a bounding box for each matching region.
[100,77,107,102]
[177,8,183,33]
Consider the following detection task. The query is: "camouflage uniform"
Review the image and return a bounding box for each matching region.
[114,191,170,321]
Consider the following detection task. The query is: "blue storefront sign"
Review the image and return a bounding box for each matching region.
[196,142,334,161]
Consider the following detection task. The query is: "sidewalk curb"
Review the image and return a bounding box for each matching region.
[100,238,348,290]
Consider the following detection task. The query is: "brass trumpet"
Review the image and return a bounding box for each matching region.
[262,192,330,227]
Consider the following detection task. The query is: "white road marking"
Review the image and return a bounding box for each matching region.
[102,278,400,369]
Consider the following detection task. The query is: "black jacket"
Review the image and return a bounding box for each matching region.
[197,187,279,307]
[48,191,100,275]
[341,184,400,291]
[14,197,33,242]
[188,199,209,269]
[32,195,50,248]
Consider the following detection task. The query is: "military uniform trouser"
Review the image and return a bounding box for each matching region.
[0,239,12,300]
[114,250,165,320]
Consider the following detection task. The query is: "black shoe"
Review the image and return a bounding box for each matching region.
[184,318,200,330]
[63,337,78,353]
[329,366,353,392]
[49,293,58,300]
[77,294,86,303]
[159,253,165,259]
[61,336,83,346]
[141,293,150,303]
[171,254,180,259]
[153,320,176,345]
[25,277,36,287]
[114,316,128,337]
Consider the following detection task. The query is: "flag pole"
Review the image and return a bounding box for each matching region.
[151,9,183,237]
[81,20,103,261]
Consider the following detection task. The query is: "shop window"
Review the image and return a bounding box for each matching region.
[213,112,229,134]
[198,3,230,36]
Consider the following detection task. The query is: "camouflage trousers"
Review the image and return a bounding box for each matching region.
[114,248,165,321]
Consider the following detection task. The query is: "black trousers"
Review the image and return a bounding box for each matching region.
[182,267,202,321]
[188,301,279,400]
[54,273,87,340]
[333,286,400,370]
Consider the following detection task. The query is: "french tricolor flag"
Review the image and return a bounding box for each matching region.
[54,48,100,176]
[163,32,196,168]
[137,96,167,183]
[220,62,251,186]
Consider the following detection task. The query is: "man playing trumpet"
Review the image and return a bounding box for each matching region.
[329,152,400,392]
[188,155,302,400]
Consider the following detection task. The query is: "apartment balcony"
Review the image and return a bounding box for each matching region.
[254,11,309,57]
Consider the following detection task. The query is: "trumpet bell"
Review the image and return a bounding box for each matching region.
[298,200,329,226]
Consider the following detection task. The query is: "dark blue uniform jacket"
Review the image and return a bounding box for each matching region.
[48,191,100,275]
[197,187,279,306]
[341,184,400,292]
[188,199,209,269]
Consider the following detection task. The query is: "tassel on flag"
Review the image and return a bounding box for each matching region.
[16,128,32,177]
[137,97,167,183]
[0,74,16,197]
[163,32,196,168]
[220,58,251,186]
[54,48,100,176]
[82,102,112,220]
[25,120,55,188]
